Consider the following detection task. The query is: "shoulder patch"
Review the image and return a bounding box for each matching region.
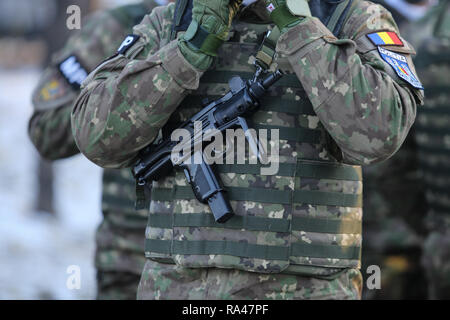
[38,78,67,103]
[32,68,77,112]
[58,55,89,90]
[367,31,404,47]
[378,47,424,90]
[117,34,140,55]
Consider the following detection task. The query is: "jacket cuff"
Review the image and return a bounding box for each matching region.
[158,39,203,90]
[276,17,337,56]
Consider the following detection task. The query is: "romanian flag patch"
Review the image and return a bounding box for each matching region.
[367,31,404,46]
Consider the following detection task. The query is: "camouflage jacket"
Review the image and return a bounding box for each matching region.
[28,0,159,275]
[72,0,423,169]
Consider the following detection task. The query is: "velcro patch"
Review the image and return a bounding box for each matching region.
[367,31,404,46]
[266,3,276,13]
[58,55,88,90]
[378,47,423,89]
[39,78,67,102]
[117,35,140,54]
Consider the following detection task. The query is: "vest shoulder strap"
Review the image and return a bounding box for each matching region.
[171,0,193,40]
[326,0,353,37]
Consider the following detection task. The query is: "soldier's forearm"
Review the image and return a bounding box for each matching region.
[71,40,201,169]
[278,18,418,165]
[28,105,80,160]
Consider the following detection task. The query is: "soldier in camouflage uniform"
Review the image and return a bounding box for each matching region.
[28,0,166,300]
[361,0,433,300]
[413,0,450,299]
[71,0,423,299]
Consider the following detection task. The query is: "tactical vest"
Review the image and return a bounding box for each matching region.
[145,0,363,276]
[414,2,450,230]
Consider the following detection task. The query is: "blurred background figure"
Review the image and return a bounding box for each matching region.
[27,0,167,300]
[0,0,156,300]
[375,0,436,30]
[361,0,436,300]
[412,0,450,299]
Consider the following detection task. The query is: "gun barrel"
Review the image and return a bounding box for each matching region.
[262,70,284,90]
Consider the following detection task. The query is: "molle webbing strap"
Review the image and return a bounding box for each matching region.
[149,213,361,234]
[216,161,362,181]
[415,123,450,136]
[415,48,450,68]
[106,212,148,229]
[152,186,362,207]
[418,145,450,157]
[150,213,290,232]
[145,239,361,260]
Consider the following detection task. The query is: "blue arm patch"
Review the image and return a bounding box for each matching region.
[378,47,424,90]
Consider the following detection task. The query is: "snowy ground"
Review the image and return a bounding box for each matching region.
[0,68,102,300]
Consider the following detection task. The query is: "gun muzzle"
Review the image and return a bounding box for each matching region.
[262,70,284,90]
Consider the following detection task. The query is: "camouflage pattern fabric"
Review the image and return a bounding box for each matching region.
[413,1,450,299]
[138,259,362,300]
[72,0,422,300]
[28,0,160,300]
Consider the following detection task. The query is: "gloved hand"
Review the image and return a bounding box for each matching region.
[192,0,242,43]
[179,0,242,70]
[264,0,311,31]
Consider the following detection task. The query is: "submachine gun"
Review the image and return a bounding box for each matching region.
[133,69,283,223]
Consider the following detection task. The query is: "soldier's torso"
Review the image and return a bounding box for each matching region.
[144,1,363,277]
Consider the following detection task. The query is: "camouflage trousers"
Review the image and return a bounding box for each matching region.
[137,260,363,300]
[96,271,141,300]
[422,230,450,299]
[95,217,147,300]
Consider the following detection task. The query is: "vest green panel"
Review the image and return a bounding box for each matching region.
[145,20,363,275]
[415,33,450,229]
[102,168,148,229]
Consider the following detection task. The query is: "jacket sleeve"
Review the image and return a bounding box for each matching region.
[28,10,128,160]
[71,5,203,169]
[277,2,423,165]
[29,103,79,160]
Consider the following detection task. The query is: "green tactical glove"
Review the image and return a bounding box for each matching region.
[179,0,242,70]
[264,0,311,31]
